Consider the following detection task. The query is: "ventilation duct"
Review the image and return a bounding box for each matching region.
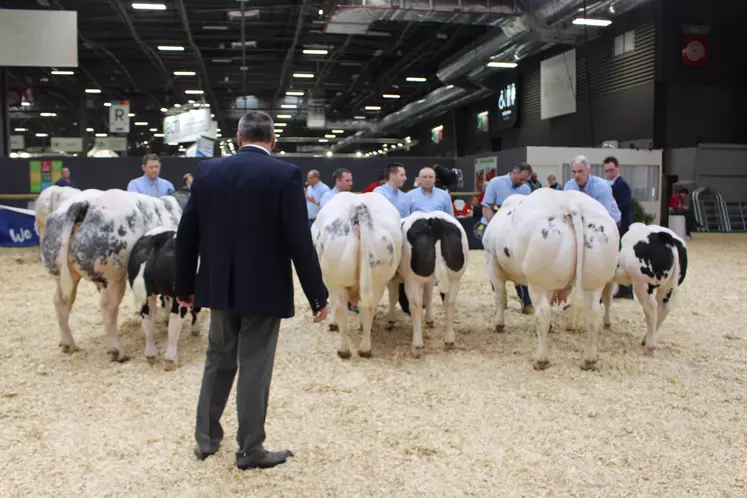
[324,0,518,35]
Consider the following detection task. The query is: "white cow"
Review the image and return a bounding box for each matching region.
[35,185,84,240]
[397,211,469,357]
[312,192,402,358]
[602,223,688,354]
[41,189,182,362]
[484,188,620,370]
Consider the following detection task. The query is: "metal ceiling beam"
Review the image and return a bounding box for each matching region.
[272,0,310,104]
[174,0,227,133]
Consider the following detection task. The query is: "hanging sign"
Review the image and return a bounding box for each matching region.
[109,100,130,133]
[163,108,217,144]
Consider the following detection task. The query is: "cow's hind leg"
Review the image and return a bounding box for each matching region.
[335,292,351,359]
[359,285,386,358]
[443,278,460,349]
[328,299,338,331]
[385,279,398,331]
[634,283,658,355]
[54,277,80,353]
[103,280,128,362]
[424,281,435,328]
[163,298,186,371]
[581,290,603,370]
[406,280,426,358]
[142,295,158,363]
[531,287,552,370]
[486,252,507,332]
[602,282,616,328]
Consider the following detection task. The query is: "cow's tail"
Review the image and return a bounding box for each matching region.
[45,200,90,302]
[354,202,376,307]
[569,200,586,329]
[435,243,451,295]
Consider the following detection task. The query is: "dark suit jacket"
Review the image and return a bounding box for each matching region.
[611,176,633,235]
[175,146,328,318]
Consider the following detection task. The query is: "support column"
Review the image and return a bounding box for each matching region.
[79,88,89,155]
[0,68,9,158]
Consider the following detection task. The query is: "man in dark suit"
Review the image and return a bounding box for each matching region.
[604,156,634,299]
[175,110,329,470]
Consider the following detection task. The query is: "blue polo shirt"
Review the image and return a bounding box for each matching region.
[319,187,339,209]
[127,175,175,197]
[306,181,330,220]
[373,183,411,217]
[480,173,531,225]
[564,174,621,224]
[407,186,454,216]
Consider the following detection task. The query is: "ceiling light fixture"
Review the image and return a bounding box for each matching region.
[21,102,31,106]
[203,25,228,30]
[286,91,304,96]
[280,104,297,109]
[132,3,166,10]
[276,114,292,119]
[129,113,136,117]
[303,49,328,55]
[154,133,164,137]
[354,116,366,120]
[174,71,196,76]
[15,128,28,132]
[326,151,333,157]
[51,70,74,75]
[319,139,329,143]
[174,103,182,107]
[85,88,101,94]
[324,134,336,138]
[158,45,185,51]
[292,73,314,79]
[135,122,148,126]
[275,123,287,127]
[86,128,94,132]
[406,77,426,82]
[149,128,157,132]
[185,89,204,94]
[40,112,57,117]
[356,152,362,157]
[383,94,400,99]
[36,133,49,137]
[160,107,168,112]
[95,133,107,137]
[487,61,518,68]
[331,129,344,134]
[364,106,381,111]
[212,58,232,63]
[572,18,612,26]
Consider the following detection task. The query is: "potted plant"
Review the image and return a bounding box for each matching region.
[633,198,655,225]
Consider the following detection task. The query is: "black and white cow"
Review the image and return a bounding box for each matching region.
[602,222,688,354]
[41,189,182,362]
[395,211,469,357]
[127,227,201,370]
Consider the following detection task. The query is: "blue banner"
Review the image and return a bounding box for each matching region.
[0,205,40,247]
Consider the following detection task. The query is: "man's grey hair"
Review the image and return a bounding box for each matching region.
[308,169,320,179]
[238,110,274,143]
[570,154,591,169]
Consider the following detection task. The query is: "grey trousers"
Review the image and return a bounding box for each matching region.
[194,310,281,460]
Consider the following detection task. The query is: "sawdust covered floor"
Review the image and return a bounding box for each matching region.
[1,234,746,497]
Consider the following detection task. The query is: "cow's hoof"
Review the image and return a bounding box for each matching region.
[384,322,395,331]
[164,360,178,371]
[522,306,535,315]
[146,356,157,365]
[533,359,550,371]
[411,346,424,359]
[604,322,612,329]
[358,350,373,358]
[59,343,75,354]
[444,342,454,350]
[107,350,129,363]
[643,347,655,357]
[337,350,351,359]
[640,337,646,346]
[328,323,339,332]
[581,360,598,371]
[495,324,505,333]
[425,321,434,329]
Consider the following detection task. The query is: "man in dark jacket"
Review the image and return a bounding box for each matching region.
[175,110,329,470]
[604,156,634,299]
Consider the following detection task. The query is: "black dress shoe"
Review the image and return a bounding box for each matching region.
[237,448,293,470]
[194,446,216,461]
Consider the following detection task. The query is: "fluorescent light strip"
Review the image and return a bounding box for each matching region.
[406,77,426,82]
[383,94,400,99]
[15,128,28,132]
[276,114,292,119]
[487,61,518,68]
[354,116,366,120]
[158,45,185,51]
[364,106,381,111]
[174,71,196,76]
[303,49,328,55]
[572,18,612,26]
[132,3,166,10]
[324,134,336,138]
[274,123,287,127]
[280,104,297,109]
[21,102,31,106]
[95,133,107,137]
[86,128,94,132]
[85,88,101,94]
[135,122,148,126]
[40,112,57,117]
[129,113,136,117]
[203,25,228,30]
[292,73,314,78]
[185,89,204,95]
[286,91,304,96]
[318,139,329,143]
[154,133,164,137]
[331,129,344,134]
[51,70,74,75]
[36,133,49,137]
[160,107,168,112]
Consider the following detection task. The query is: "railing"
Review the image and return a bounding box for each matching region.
[725,202,747,232]
[692,187,730,232]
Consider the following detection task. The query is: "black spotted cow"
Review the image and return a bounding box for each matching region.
[395,211,469,358]
[128,227,201,370]
[41,189,182,362]
[34,185,86,241]
[603,223,688,354]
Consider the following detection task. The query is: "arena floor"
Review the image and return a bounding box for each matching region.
[1,234,746,497]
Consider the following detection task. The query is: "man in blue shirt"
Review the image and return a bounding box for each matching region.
[127,154,175,197]
[305,170,330,226]
[55,167,77,188]
[478,162,534,313]
[319,168,353,209]
[407,167,455,216]
[563,155,621,225]
[373,163,411,217]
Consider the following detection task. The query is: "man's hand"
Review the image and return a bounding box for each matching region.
[306,194,317,204]
[313,306,328,323]
[177,295,194,309]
